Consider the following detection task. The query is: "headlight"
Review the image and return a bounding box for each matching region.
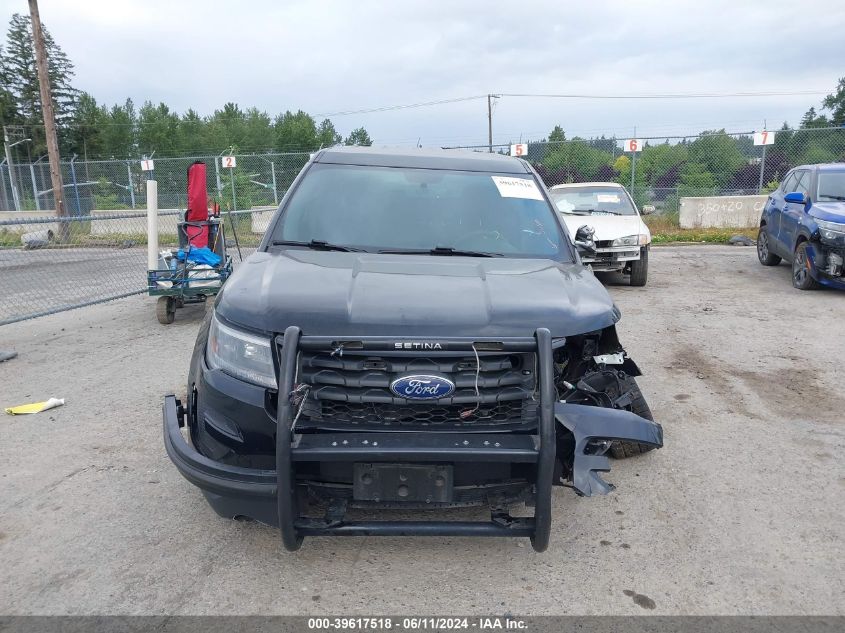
[612,234,648,247]
[817,219,845,242]
[207,315,276,388]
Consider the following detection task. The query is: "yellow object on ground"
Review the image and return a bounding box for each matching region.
[5,397,65,415]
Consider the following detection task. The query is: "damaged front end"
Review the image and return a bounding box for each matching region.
[164,325,662,552]
[806,223,845,289]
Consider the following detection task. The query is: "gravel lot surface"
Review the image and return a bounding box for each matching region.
[1,245,842,615]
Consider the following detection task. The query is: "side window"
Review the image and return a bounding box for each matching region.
[794,170,811,195]
[781,172,798,193]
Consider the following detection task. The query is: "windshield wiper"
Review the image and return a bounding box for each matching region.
[574,208,621,215]
[379,246,503,257]
[270,239,364,252]
[819,194,845,201]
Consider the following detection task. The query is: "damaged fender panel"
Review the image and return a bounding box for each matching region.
[554,403,663,496]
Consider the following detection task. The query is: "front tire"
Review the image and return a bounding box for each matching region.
[629,248,648,286]
[609,376,657,459]
[792,241,820,290]
[757,225,781,266]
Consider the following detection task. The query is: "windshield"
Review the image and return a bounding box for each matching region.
[270,163,570,259]
[549,185,637,216]
[817,171,845,202]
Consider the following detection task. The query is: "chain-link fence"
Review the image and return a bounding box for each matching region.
[448,126,845,212]
[3,128,845,326]
[0,151,310,213]
[0,152,310,326]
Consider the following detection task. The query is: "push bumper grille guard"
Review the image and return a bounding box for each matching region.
[275,326,556,551]
[163,327,663,552]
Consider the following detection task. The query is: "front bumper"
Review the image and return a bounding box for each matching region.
[805,242,845,290]
[582,246,642,271]
[165,329,663,551]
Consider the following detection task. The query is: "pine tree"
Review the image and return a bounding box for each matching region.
[316,119,341,147]
[800,106,828,129]
[1,13,78,153]
[821,77,845,127]
[0,44,19,130]
[343,127,372,146]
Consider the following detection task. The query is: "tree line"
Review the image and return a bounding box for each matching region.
[0,13,372,160]
[526,78,845,207]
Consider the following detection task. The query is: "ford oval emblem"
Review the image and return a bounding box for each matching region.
[390,374,455,400]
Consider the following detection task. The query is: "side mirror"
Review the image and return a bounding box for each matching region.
[641,205,655,215]
[574,224,596,256]
[784,191,807,205]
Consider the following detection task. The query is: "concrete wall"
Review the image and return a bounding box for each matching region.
[1,205,277,238]
[0,210,60,235]
[679,195,766,228]
[90,209,178,236]
[251,207,276,234]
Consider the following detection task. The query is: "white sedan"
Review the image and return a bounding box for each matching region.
[549,182,652,286]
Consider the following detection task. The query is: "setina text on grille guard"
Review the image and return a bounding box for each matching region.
[163,327,663,552]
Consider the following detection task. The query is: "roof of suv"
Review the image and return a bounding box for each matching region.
[801,163,845,172]
[313,146,531,174]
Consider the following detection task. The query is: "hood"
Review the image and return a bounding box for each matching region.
[216,250,619,339]
[559,213,650,242]
[810,201,845,223]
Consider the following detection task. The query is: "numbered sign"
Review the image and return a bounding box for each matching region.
[140,159,155,171]
[221,155,237,169]
[623,139,643,153]
[753,131,775,146]
[510,143,528,157]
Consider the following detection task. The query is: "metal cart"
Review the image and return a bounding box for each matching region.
[147,217,232,324]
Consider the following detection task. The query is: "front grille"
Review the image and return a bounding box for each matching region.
[296,349,537,429]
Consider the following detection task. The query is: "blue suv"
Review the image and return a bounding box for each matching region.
[757,163,845,290]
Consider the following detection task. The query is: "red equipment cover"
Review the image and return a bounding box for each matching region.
[186,161,209,247]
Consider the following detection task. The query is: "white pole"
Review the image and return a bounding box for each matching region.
[147,179,158,271]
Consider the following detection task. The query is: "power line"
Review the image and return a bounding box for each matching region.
[498,90,827,100]
[314,95,487,117]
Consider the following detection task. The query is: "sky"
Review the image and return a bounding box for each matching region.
[1,0,844,147]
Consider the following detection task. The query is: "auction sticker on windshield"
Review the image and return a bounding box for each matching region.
[491,176,544,201]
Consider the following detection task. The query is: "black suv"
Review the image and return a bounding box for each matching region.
[163,147,662,552]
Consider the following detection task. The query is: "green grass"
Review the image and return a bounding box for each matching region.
[644,212,757,244]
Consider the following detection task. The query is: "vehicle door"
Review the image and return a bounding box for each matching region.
[777,169,811,258]
[767,170,797,256]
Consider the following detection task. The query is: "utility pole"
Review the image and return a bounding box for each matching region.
[28,0,66,237]
[487,94,499,153]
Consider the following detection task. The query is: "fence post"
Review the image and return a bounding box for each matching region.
[70,155,82,215]
[147,179,158,272]
[271,161,278,205]
[127,161,136,209]
[3,129,22,212]
[29,164,40,211]
[230,163,237,213]
[630,152,637,200]
[757,144,767,194]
